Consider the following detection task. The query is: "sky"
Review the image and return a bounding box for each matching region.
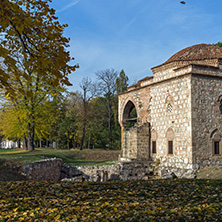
[49,0,222,92]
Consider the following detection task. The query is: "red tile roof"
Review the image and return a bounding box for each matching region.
[165,43,222,64]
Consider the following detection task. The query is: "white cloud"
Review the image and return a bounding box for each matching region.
[57,0,80,13]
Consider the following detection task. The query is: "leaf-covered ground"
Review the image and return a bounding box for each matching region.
[0,179,222,221]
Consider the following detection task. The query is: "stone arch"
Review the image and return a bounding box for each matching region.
[166,127,174,139]
[146,97,152,121]
[122,100,138,128]
[210,129,218,138]
[218,95,222,114]
[151,129,158,140]
[165,95,174,104]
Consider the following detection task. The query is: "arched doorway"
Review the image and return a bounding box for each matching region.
[122,100,137,128]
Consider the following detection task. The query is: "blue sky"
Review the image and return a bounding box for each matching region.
[49,0,222,91]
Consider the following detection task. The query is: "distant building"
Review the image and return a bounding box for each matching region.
[118,43,222,177]
[0,140,18,149]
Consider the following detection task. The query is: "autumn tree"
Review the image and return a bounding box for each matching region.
[0,0,78,150]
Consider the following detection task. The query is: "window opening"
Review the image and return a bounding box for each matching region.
[220,99,222,114]
[152,141,156,154]
[214,141,220,155]
[168,141,173,154]
[167,103,173,113]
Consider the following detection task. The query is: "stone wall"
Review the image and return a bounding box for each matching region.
[137,123,150,159]
[191,74,222,169]
[123,126,137,159]
[119,74,193,171]
[22,157,197,182]
[61,161,155,182]
[122,123,150,160]
[150,75,193,171]
[61,164,122,182]
[23,158,63,181]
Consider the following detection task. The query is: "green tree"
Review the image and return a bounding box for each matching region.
[49,92,79,149]
[0,0,78,150]
[214,42,222,47]
[116,69,129,94]
[87,96,109,148]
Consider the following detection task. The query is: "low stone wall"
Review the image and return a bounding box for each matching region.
[23,158,63,181]
[61,160,155,182]
[61,163,122,182]
[22,158,197,182]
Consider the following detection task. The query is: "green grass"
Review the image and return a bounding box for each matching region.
[0,179,222,221]
[0,148,120,166]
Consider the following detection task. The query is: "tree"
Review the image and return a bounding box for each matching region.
[0,0,78,150]
[96,69,118,149]
[48,91,79,149]
[79,77,98,150]
[116,69,129,94]
[214,42,222,47]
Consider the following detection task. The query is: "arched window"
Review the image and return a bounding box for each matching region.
[211,129,221,155]
[165,95,174,113]
[166,128,174,155]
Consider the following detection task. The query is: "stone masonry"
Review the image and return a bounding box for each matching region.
[118,44,222,177]
[23,158,63,181]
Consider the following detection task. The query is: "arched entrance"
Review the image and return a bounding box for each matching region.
[120,100,150,160]
[122,100,138,128]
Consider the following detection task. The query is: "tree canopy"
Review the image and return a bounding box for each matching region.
[0,0,78,150]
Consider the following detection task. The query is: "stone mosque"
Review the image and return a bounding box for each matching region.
[118,43,222,176]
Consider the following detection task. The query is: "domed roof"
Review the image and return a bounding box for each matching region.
[165,43,222,64]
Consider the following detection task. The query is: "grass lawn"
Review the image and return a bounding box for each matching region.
[0,148,121,166]
[0,148,121,182]
[0,179,222,221]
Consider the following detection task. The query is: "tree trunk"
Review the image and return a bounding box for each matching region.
[80,121,86,150]
[80,97,87,150]
[108,94,113,149]
[23,134,28,150]
[67,133,70,149]
[53,141,58,149]
[73,135,76,149]
[26,119,35,151]
[17,139,21,148]
[40,140,42,148]
[88,134,91,149]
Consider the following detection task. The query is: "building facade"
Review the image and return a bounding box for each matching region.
[118,44,222,176]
